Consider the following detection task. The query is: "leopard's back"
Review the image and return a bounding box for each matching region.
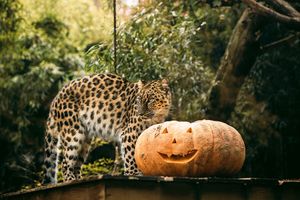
[48,73,138,140]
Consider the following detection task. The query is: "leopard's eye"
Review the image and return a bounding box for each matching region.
[147,99,155,109]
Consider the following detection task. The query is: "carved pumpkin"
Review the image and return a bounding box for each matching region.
[135,120,245,176]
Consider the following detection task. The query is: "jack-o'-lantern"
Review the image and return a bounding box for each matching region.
[135,120,245,176]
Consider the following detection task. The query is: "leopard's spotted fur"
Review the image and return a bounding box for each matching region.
[43,73,171,184]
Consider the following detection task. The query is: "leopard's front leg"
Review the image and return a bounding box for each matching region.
[120,128,142,176]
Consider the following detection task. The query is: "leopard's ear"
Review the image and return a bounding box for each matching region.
[138,80,144,90]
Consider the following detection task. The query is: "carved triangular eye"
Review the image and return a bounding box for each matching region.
[187,127,192,133]
[162,127,168,134]
[172,138,177,143]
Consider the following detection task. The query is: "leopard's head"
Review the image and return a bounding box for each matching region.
[136,79,171,123]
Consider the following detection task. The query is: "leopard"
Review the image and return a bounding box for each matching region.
[43,73,171,184]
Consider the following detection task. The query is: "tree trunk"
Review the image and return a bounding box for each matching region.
[206,8,265,121]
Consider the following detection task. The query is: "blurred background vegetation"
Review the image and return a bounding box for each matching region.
[0,0,299,193]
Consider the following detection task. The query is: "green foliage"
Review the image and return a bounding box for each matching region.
[20,0,113,48]
[34,16,68,38]
[0,9,82,139]
[191,4,241,69]
[81,158,115,177]
[80,139,120,177]
[86,1,236,120]
[0,0,111,192]
[0,0,21,43]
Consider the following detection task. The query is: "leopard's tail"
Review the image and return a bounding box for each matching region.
[43,127,61,184]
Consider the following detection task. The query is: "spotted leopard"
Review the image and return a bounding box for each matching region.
[43,73,171,184]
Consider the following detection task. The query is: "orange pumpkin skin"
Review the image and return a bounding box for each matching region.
[135,120,245,177]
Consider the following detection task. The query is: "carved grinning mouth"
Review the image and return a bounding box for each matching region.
[158,149,198,163]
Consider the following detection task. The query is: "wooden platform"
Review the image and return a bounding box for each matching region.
[1,175,300,200]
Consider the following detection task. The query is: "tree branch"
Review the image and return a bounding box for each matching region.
[265,0,300,18]
[243,0,300,30]
[260,33,300,52]
[206,9,265,121]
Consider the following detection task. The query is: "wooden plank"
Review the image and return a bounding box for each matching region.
[1,176,300,200]
[1,182,105,200]
[199,183,245,200]
[106,181,195,200]
[281,185,300,200]
[247,187,277,200]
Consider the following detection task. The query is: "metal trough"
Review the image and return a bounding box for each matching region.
[1,175,300,200]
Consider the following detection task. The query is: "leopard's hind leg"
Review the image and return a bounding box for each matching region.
[43,121,61,184]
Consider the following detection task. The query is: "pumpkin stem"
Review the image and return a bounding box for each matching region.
[187,127,192,133]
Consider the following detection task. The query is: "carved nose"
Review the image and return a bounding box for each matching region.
[172,138,177,144]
